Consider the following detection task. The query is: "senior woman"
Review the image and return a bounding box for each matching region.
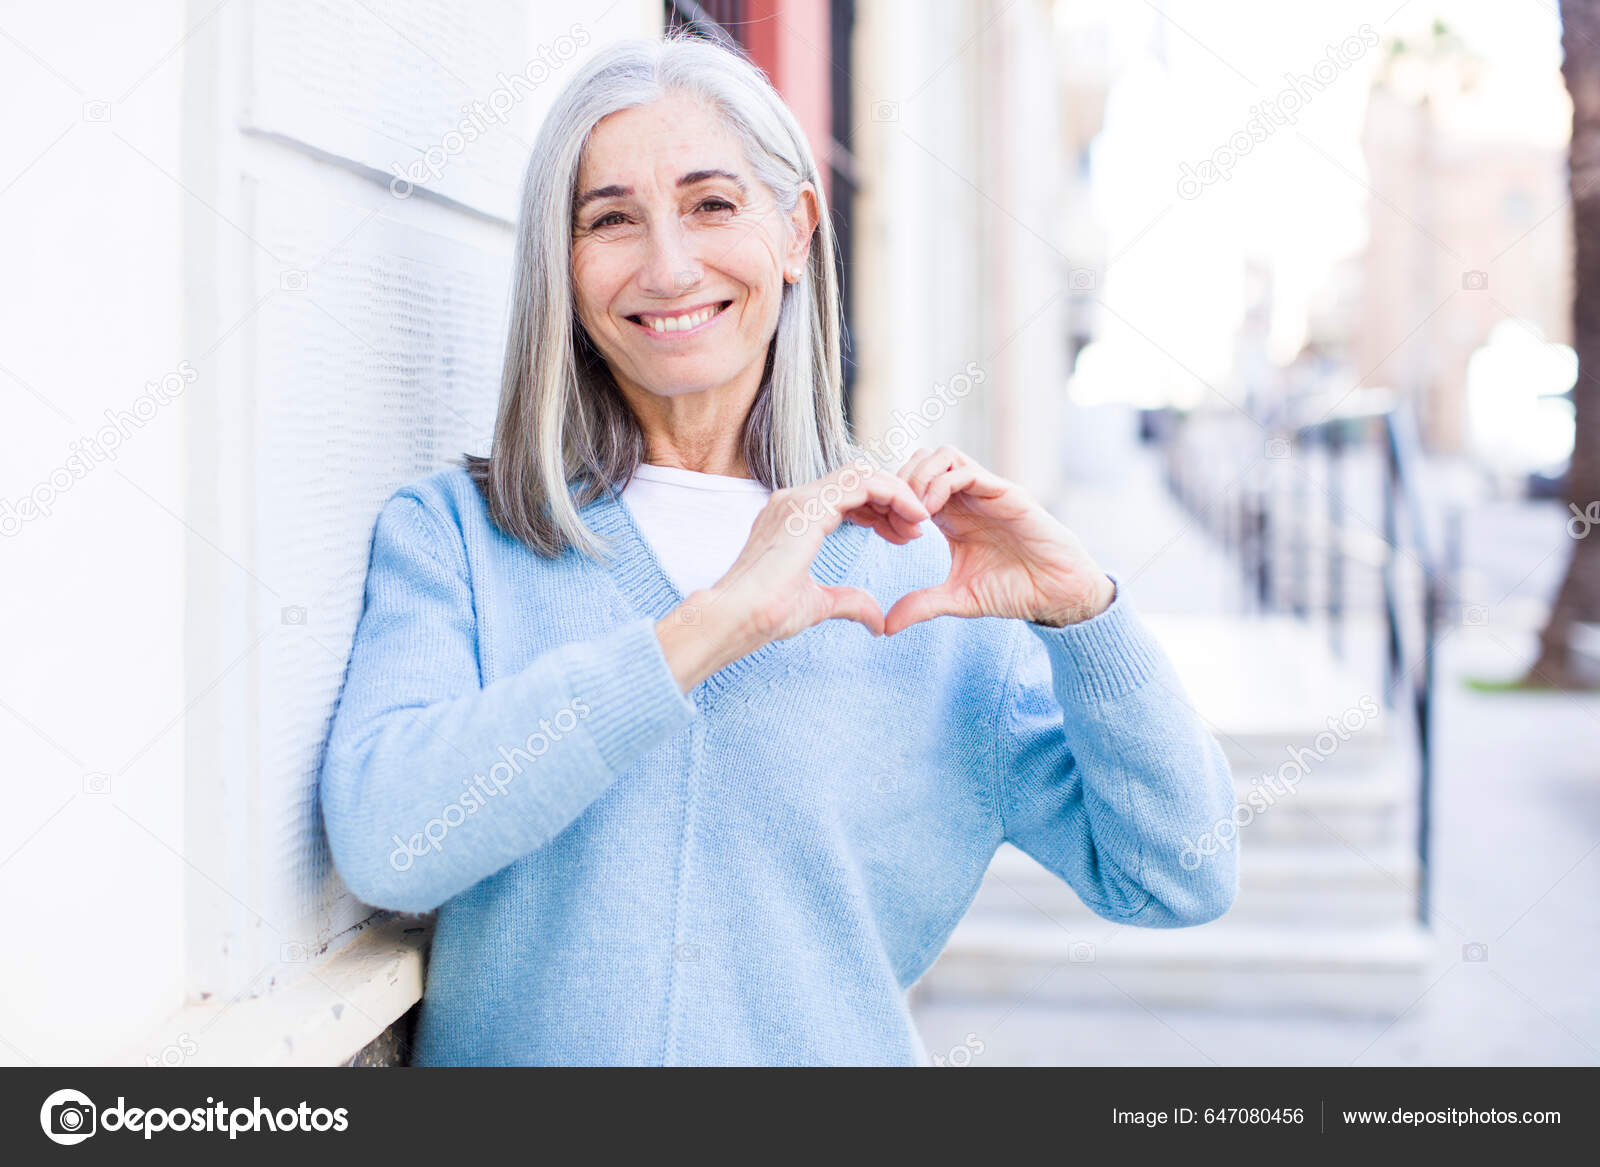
[319,33,1237,1067]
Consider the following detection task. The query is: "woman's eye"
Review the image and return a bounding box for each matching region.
[589,211,628,229]
[696,198,736,214]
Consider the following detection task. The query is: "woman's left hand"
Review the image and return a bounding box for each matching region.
[881,446,1116,635]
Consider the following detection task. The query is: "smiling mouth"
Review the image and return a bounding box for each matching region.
[626,300,733,337]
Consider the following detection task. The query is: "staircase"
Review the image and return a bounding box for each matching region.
[912,415,1437,1020]
[915,616,1431,1016]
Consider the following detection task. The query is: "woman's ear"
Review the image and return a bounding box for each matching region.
[786,181,820,275]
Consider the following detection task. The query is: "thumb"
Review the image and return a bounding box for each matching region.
[817,586,885,636]
[884,584,970,636]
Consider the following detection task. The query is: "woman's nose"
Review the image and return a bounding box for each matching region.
[639,221,702,296]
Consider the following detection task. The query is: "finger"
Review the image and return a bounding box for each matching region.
[842,504,921,544]
[844,492,927,541]
[906,445,968,500]
[868,467,933,525]
[844,505,921,547]
[882,507,927,541]
[921,462,1008,515]
[883,583,975,636]
[818,585,885,635]
[786,466,928,544]
[837,466,930,528]
[895,447,935,484]
[921,464,979,517]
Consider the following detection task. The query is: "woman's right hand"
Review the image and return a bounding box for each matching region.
[654,462,931,691]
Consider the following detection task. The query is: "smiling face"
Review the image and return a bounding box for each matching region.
[570,91,816,408]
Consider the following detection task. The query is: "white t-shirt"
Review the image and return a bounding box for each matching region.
[619,462,772,597]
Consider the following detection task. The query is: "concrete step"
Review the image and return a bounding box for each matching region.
[1224,768,1408,848]
[918,918,1433,1016]
[1143,615,1396,771]
[974,842,1418,927]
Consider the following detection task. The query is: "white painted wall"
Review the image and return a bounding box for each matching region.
[0,0,658,1065]
[0,0,192,1067]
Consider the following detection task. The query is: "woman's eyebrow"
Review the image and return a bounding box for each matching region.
[678,169,748,195]
[573,169,748,213]
[573,183,630,213]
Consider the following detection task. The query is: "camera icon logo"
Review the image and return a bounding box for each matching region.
[1462,941,1489,962]
[1068,267,1097,292]
[1265,437,1292,460]
[281,605,308,626]
[1462,605,1488,626]
[83,771,112,795]
[40,1088,97,1145]
[872,100,899,122]
[82,101,111,122]
[674,942,699,962]
[1069,941,1096,963]
[1461,270,1488,291]
[280,270,308,292]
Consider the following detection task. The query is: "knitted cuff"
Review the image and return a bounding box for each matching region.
[562,617,698,772]
[1026,572,1171,704]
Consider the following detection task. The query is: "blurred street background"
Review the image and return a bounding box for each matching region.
[1,0,1596,1065]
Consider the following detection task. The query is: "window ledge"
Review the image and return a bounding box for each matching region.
[128,916,430,1067]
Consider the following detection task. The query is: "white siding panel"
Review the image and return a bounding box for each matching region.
[250,179,502,955]
[244,0,532,220]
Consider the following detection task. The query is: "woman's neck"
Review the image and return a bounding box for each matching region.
[621,380,758,478]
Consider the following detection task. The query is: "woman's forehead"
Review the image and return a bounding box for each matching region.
[579,94,747,189]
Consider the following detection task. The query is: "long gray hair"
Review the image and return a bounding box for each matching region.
[465,31,854,560]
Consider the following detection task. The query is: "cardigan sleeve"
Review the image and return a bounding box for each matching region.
[993,574,1239,927]
[318,489,698,913]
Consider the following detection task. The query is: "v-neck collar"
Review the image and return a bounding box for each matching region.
[581,482,874,697]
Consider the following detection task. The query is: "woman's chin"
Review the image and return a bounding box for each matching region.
[634,375,734,400]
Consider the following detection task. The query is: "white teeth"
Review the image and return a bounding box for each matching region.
[642,304,720,334]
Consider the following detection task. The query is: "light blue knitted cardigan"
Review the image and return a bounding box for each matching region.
[317,466,1238,1066]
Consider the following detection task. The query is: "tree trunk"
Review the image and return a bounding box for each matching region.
[1526,0,1600,687]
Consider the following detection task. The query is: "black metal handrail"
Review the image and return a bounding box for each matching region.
[1159,402,1453,926]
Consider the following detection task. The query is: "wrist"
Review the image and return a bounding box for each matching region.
[1033,572,1116,627]
[654,586,761,691]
